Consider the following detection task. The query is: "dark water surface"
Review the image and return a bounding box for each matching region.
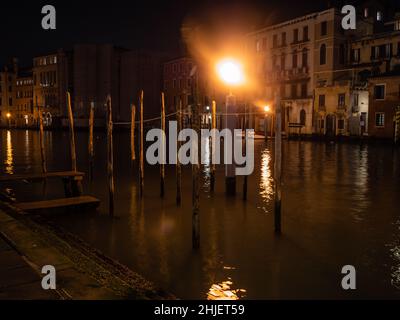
[1,129,400,299]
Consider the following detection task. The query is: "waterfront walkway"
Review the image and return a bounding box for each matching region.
[0,234,58,299]
[0,206,169,300]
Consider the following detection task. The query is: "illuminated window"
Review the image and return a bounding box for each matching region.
[395,20,400,31]
[375,113,385,127]
[256,40,261,52]
[377,11,382,21]
[338,93,346,107]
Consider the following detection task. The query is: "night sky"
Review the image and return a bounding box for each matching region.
[0,0,374,67]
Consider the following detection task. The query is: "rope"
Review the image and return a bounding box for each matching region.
[114,112,177,125]
[113,111,266,125]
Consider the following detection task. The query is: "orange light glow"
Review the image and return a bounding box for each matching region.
[264,105,270,113]
[216,58,245,86]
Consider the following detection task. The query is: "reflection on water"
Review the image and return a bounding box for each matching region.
[5,130,14,175]
[207,279,246,300]
[259,148,273,211]
[202,136,211,192]
[1,130,400,299]
[350,145,370,222]
[391,220,400,289]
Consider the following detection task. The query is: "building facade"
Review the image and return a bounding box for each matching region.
[163,57,195,113]
[14,69,34,127]
[0,60,17,127]
[33,50,71,126]
[246,10,323,135]
[368,72,400,139]
[244,1,400,138]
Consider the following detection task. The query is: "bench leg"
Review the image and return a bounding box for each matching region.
[63,178,72,198]
[71,180,83,197]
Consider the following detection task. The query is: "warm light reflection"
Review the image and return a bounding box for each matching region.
[201,136,213,193]
[207,279,246,300]
[391,244,400,289]
[5,130,14,174]
[216,59,244,86]
[259,148,273,206]
[264,105,270,113]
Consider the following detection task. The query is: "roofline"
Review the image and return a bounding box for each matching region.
[246,8,337,37]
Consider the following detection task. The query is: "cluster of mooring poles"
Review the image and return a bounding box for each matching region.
[65,88,282,249]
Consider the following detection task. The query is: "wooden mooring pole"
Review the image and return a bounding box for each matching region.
[139,90,144,198]
[274,93,282,234]
[210,100,216,193]
[88,102,95,181]
[38,102,46,174]
[160,92,165,198]
[66,92,81,196]
[106,95,115,217]
[176,99,182,205]
[66,92,77,172]
[192,89,200,249]
[131,104,136,163]
[38,100,47,197]
[243,103,248,201]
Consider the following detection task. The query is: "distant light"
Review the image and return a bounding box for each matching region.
[216,59,245,86]
[6,113,11,118]
[206,106,210,111]
[264,105,270,113]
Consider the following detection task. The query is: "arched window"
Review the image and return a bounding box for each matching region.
[320,44,327,65]
[300,109,306,126]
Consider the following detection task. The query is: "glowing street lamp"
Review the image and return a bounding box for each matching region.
[216,59,245,87]
[6,112,11,128]
[216,58,245,196]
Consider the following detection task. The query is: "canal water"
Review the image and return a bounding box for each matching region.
[1,128,400,299]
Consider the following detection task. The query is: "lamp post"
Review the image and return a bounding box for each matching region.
[263,105,270,141]
[216,58,245,196]
[6,112,11,128]
[274,93,282,233]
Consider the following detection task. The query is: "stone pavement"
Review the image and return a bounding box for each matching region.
[0,205,171,300]
[0,235,58,300]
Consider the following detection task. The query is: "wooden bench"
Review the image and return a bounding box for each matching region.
[15,196,100,213]
[0,171,84,183]
[0,171,85,197]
